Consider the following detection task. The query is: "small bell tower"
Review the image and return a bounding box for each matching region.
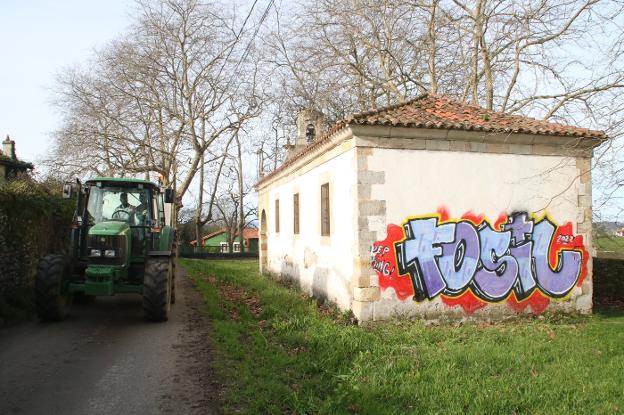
[295,109,324,147]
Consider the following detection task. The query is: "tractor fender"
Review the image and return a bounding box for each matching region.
[158,226,176,252]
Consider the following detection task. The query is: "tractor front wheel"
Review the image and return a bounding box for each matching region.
[35,255,72,321]
[143,258,172,321]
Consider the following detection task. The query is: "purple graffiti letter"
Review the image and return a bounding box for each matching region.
[401,218,455,299]
[439,221,480,293]
[502,213,537,297]
[533,220,581,296]
[473,225,518,301]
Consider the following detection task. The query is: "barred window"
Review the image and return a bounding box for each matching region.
[321,183,330,236]
[275,199,280,233]
[293,193,300,235]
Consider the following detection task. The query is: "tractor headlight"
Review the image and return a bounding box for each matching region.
[104,249,116,258]
[90,249,102,257]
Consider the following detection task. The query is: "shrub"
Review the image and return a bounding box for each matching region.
[0,178,74,324]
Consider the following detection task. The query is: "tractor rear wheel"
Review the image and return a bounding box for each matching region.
[35,255,72,321]
[143,258,172,321]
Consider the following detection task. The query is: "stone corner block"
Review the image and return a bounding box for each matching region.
[575,293,592,313]
[359,200,386,217]
[578,194,592,208]
[353,286,380,302]
[352,300,374,323]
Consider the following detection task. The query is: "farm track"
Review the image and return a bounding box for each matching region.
[0,267,220,415]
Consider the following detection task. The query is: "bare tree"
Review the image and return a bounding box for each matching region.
[48,0,265,221]
[212,181,256,253]
[267,0,622,116]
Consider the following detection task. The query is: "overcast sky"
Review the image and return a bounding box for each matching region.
[0,0,133,168]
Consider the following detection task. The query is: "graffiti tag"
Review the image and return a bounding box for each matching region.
[371,210,587,314]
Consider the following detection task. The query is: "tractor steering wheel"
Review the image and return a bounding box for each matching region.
[111,208,132,222]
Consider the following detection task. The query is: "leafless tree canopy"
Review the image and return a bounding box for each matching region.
[49,0,263,206]
[47,0,624,221]
[265,0,624,219]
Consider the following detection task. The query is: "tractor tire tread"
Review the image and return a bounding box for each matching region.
[35,254,71,321]
[143,258,171,321]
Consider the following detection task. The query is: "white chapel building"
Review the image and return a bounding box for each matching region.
[256,95,606,323]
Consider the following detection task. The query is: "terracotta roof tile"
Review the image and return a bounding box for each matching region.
[345,94,606,139]
[256,94,606,187]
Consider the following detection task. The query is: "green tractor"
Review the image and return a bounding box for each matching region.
[35,177,177,322]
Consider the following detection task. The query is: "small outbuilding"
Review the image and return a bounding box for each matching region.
[190,228,259,254]
[256,95,606,323]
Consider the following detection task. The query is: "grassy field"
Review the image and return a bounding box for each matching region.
[595,236,624,255]
[181,259,624,414]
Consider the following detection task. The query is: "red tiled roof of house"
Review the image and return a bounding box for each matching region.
[243,228,258,239]
[256,94,607,187]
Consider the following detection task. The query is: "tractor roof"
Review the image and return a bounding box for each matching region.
[86,177,160,188]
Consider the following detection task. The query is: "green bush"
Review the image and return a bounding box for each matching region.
[0,178,74,325]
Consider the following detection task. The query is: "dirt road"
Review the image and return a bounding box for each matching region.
[0,268,219,415]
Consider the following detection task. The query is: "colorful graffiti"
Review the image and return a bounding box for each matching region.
[370,209,588,314]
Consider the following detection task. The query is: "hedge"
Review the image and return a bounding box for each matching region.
[593,256,624,310]
[0,179,74,325]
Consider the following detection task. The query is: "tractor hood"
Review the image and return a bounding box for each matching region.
[88,221,130,237]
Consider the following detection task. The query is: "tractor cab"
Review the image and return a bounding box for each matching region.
[82,179,170,261]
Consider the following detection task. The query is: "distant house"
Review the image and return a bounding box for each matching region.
[0,136,33,184]
[191,228,259,253]
[615,228,624,237]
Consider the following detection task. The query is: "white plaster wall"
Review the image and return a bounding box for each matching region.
[367,148,584,320]
[370,149,580,227]
[264,148,357,310]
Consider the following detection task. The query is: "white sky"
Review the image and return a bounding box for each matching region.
[0,0,133,168]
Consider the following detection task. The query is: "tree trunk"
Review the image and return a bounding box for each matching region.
[236,133,245,253]
[427,0,438,94]
[195,152,205,252]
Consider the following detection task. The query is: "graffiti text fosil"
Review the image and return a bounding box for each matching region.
[392,212,585,304]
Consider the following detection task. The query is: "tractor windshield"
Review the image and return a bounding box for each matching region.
[86,186,152,226]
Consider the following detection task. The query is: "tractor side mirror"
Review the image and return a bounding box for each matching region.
[62,182,73,199]
[164,188,174,204]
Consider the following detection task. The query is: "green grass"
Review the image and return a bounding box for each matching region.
[182,259,624,414]
[595,236,624,254]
